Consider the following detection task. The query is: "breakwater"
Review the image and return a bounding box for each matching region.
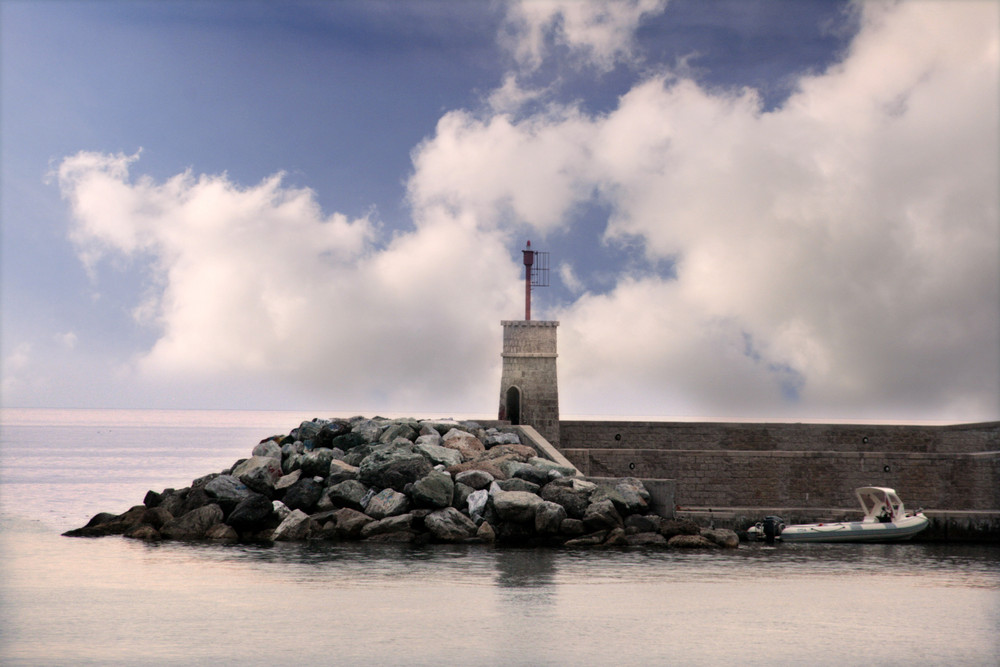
[64,416,736,549]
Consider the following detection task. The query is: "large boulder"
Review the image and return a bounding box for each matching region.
[528,458,579,477]
[504,461,549,486]
[440,429,485,461]
[485,444,537,462]
[251,439,283,461]
[701,528,740,549]
[413,442,463,468]
[410,470,454,509]
[299,448,338,478]
[540,478,596,519]
[225,493,275,532]
[446,460,507,480]
[535,500,567,535]
[324,479,370,511]
[331,507,373,538]
[583,499,623,532]
[490,490,544,524]
[358,448,432,492]
[272,509,315,541]
[160,504,224,540]
[365,488,411,519]
[425,507,478,542]
[592,477,650,515]
[327,459,360,484]
[231,456,283,495]
[282,478,324,513]
[379,422,419,444]
[454,469,494,490]
[204,475,252,509]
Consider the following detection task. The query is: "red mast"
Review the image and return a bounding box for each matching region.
[523,240,534,320]
[520,240,549,321]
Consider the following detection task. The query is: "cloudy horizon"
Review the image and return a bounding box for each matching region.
[2,0,997,423]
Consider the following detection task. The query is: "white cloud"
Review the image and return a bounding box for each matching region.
[501,0,668,72]
[56,151,523,411]
[412,0,1000,421]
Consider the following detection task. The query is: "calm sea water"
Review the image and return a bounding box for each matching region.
[1,408,998,666]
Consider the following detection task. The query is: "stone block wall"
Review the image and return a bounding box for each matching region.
[559,420,1000,511]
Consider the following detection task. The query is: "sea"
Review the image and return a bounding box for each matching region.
[1,408,998,666]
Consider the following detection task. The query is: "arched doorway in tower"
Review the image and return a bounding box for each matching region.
[505,386,521,425]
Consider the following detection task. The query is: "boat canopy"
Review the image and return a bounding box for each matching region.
[856,486,905,522]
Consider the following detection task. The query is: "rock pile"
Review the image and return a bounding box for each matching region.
[64,416,738,549]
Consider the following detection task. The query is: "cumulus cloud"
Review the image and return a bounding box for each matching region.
[56,151,523,411]
[411,0,999,420]
[501,0,668,72]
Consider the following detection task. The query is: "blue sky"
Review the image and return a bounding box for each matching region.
[2,0,997,422]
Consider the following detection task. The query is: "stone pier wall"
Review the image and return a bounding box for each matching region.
[559,420,1000,511]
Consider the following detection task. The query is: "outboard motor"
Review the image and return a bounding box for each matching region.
[762,515,785,543]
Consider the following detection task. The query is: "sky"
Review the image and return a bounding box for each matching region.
[1,0,997,422]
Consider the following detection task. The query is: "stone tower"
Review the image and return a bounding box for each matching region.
[499,320,560,445]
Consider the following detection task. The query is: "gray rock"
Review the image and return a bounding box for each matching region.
[440,429,485,461]
[559,518,586,536]
[331,507,373,538]
[124,524,161,541]
[282,451,304,474]
[410,470,454,509]
[701,528,740,549]
[540,478,596,519]
[583,499,623,532]
[325,479,370,511]
[535,500,567,534]
[327,459,359,484]
[204,475,252,507]
[365,488,411,519]
[425,507,478,542]
[414,432,442,448]
[476,520,496,543]
[274,469,302,494]
[668,534,720,549]
[361,513,414,539]
[467,489,489,523]
[300,447,337,478]
[528,458,579,477]
[358,448,432,492]
[161,504,224,540]
[272,509,315,541]
[351,418,384,444]
[232,456,283,495]
[454,469,494,490]
[490,490,544,524]
[413,442,463,468]
[510,463,550,486]
[272,500,291,522]
[379,422,419,444]
[252,439,283,461]
[593,477,650,515]
[226,493,274,531]
[282,478,323,513]
[452,482,474,510]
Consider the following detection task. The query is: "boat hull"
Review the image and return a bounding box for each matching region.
[779,515,929,543]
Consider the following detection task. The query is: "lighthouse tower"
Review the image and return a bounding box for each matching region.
[499,242,559,445]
